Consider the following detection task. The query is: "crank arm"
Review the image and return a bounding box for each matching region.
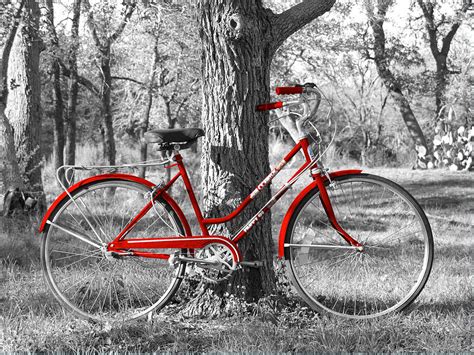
[239,261,264,268]
[174,255,220,266]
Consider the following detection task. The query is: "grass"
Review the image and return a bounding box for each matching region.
[1,155,473,352]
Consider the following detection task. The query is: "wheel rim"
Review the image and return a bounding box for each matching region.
[42,180,186,323]
[286,176,432,319]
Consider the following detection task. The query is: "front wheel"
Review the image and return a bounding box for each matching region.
[41,178,188,323]
[284,173,433,319]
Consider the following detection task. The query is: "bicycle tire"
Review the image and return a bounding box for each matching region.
[284,173,433,319]
[41,178,188,323]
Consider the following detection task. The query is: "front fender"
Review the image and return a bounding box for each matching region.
[38,173,192,236]
[277,169,362,258]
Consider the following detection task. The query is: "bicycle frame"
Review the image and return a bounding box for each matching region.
[105,136,362,259]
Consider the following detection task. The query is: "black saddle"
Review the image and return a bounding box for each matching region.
[144,128,205,151]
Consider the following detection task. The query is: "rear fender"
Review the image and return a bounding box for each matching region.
[277,169,362,258]
[38,174,191,236]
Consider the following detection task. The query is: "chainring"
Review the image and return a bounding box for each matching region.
[194,243,237,284]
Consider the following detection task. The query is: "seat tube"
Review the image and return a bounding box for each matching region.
[174,154,209,236]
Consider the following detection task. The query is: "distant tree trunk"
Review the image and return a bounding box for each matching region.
[65,0,82,168]
[5,0,45,209]
[367,1,429,167]
[183,0,336,316]
[100,42,116,166]
[0,1,25,204]
[45,0,66,186]
[416,0,471,118]
[138,37,160,179]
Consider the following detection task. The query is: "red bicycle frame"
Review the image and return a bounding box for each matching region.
[106,136,362,259]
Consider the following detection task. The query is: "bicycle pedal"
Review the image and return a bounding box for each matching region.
[239,261,264,268]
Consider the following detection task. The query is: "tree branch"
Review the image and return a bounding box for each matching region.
[110,4,136,42]
[416,0,439,56]
[271,0,336,50]
[82,0,103,48]
[440,0,471,55]
[1,0,25,102]
[111,76,146,86]
[59,60,100,97]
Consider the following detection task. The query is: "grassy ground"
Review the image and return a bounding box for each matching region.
[0,166,472,352]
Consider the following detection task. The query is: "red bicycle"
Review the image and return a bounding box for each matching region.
[39,84,433,323]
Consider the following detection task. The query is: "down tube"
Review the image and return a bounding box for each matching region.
[232,139,312,242]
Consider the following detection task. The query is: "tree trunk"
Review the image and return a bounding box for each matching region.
[197,1,275,312]
[0,0,25,216]
[5,0,45,206]
[368,2,429,166]
[138,37,160,179]
[0,0,25,214]
[52,61,65,185]
[435,55,448,116]
[100,42,116,166]
[65,0,81,168]
[185,0,336,315]
[45,0,66,186]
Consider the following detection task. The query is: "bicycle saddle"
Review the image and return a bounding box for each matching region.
[144,128,205,151]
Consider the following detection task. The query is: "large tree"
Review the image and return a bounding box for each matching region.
[188,0,336,315]
[0,0,24,214]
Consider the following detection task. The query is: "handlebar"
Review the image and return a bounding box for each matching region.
[275,86,304,95]
[256,101,283,112]
[255,83,321,116]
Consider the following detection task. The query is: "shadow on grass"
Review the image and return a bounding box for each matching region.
[402,178,474,209]
[409,298,473,314]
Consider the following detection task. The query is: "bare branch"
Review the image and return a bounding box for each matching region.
[82,0,102,48]
[416,0,439,56]
[111,76,146,86]
[174,97,188,118]
[110,4,136,42]
[59,60,100,97]
[440,0,471,56]
[271,0,336,51]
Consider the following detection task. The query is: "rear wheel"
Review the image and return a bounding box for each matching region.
[284,173,433,319]
[41,179,188,323]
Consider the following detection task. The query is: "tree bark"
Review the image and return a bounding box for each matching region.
[367,1,429,164]
[44,0,66,186]
[65,0,82,168]
[5,0,45,204]
[187,0,335,315]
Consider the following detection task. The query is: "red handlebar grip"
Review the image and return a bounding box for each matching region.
[275,86,304,95]
[256,101,283,111]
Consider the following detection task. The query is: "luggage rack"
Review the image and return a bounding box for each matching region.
[56,158,171,193]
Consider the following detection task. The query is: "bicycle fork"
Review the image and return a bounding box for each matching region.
[313,173,363,250]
